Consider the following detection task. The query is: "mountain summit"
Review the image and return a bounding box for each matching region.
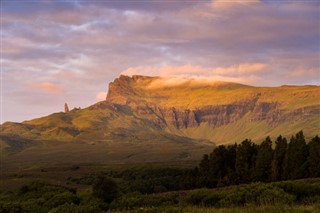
[1,75,319,167]
[104,75,319,137]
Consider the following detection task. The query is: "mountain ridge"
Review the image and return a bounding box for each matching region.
[1,75,319,166]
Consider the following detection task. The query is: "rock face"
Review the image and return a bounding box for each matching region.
[1,75,319,158]
[64,103,69,113]
[105,75,320,130]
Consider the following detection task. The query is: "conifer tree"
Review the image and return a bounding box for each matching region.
[283,131,308,180]
[253,136,273,182]
[271,135,287,181]
[235,139,257,183]
[308,135,320,177]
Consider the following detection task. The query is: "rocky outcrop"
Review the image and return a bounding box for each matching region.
[125,102,320,129]
[64,103,69,113]
[105,75,320,129]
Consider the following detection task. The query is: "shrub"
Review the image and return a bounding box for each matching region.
[44,191,79,209]
[185,188,212,205]
[0,202,22,213]
[109,192,143,210]
[92,175,119,203]
[273,181,320,202]
[218,183,295,207]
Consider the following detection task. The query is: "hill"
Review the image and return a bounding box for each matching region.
[1,75,319,167]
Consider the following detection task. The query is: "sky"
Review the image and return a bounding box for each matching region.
[1,0,320,123]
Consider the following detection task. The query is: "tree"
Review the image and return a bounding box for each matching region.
[271,135,287,181]
[92,175,119,203]
[308,135,320,177]
[283,131,309,180]
[198,144,237,187]
[253,136,273,182]
[235,139,257,183]
[221,144,237,186]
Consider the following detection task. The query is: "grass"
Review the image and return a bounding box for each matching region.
[124,77,320,110]
[174,113,319,145]
[109,205,320,213]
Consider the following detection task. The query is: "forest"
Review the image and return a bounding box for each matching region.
[1,131,319,212]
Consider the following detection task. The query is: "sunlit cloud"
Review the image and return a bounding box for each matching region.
[210,0,261,10]
[26,82,65,94]
[212,63,268,75]
[288,68,318,78]
[122,63,267,80]
[146,75,261,89]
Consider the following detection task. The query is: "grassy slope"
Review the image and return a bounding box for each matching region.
[126,78,320,110]
[1,76,319,167]
[174,113,319,144]
[119,77,320,144]
[1,106,215,169]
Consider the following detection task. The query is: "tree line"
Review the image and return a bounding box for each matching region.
[196,131,320,188]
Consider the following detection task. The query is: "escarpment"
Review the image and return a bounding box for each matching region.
[1,75,319,156]
[105,75,320,130]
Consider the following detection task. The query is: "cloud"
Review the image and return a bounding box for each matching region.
[122,63,267,77]
[26,82,65,94]
[210,0,261,10]
[2,1,319,122]
[288,68,318,78]
[146,75,260,89]
[122,63,265,86]
[212,63,267,75]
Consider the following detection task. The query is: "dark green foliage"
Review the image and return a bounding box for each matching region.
[0,202,22,213]
[1,131,319,212]
[253,136,273,182]
[185,182,296,208]
[92,175,119,203]
[308,135,320,177]
[185,188,213,205]
[218,183,295,207]
[109,192,179,210]
[198,131,318,187]
[284,131,309,180]
[44,191,79,209]
[0,182,82,213]
[273,181,320,203]
[235,139,257,183]
[104,167,192,194]
[271,135,287,181]
[1,168,320,212]
[198,144,237,187]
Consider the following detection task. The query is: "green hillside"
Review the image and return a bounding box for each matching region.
[1,75,319,167]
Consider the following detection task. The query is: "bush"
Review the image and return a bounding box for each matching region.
[218,183,295,207]
[273,181,320,202]
[110,192,179,210]
[45,191,79,209]
[92,175,119,203]
[302,195,320,205]
[185,188,212,205]
[185,183,296,208]
[0,202,22,213]
[48,203,77,213]
[109,192,143,210]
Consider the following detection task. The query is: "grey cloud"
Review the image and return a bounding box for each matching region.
[2,0,319,122]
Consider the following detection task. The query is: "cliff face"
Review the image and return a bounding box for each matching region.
[1,75,319,162]
[105,75,320,130]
